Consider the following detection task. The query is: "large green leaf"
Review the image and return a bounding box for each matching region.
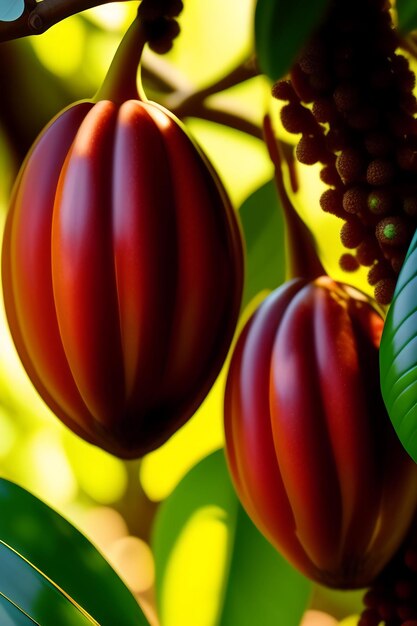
[0,479,149,626]
[380,229,417,463]
[396,0,417,33]
[240,180,286,307]
[0,591,39,625]
[153,449,311,626]
[255,0,330,82]
[0,541,96,625]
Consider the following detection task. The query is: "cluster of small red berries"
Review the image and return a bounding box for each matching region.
[138,0,183,53]
[359,521,417,626]
[273,0,417,304]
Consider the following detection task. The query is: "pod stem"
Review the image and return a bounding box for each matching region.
[93,14,147,104]
[263,114,325,281]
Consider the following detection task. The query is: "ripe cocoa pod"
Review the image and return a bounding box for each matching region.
[224,276,417,589]
[2,47,243,459]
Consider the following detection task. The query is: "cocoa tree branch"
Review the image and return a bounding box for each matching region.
[0,0,130,42]
[0,0,264,140]
[180,104,263,140]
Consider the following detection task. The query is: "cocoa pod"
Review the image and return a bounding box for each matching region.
[2,93,243,459]
[224,277,417,589]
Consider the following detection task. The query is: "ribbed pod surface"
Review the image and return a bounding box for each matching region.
[225,277,417,588]
[3,98,244,458]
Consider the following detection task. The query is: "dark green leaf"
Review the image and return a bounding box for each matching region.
[153,450,311,626]
[380,229,417,463]
[240,180,286,307]
[255,0,330,81]
[0,479,149,626]
[396,0,417,33]
[0,592,38,625]
[0,541,96,625]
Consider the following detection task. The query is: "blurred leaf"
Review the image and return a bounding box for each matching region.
[153,450,311,626]
[339,618,360,626]
[255,0,330,81]
[396,0,417,32]
[240,180,286,307]
[0,541,96,625]
[186,118,272,209]
[0,479,149,626]
[0,0,24,22]
[165,0,254,87]
[380,230,417,464]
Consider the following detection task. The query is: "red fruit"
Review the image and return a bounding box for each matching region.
[224,277,417,589]
[2,27,243,459]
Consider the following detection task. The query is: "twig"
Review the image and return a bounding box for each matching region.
[0,0,129,42]
[181,104,263,139]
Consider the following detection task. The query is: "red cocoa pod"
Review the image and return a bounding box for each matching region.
[224,277,417,589]
[3,97,244,459]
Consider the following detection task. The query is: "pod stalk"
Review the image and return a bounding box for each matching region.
[94,15,147,105]
[263,114,325,281]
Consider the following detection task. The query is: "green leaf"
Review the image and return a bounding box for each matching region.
[240,180,286,307]
[0,479,149,626]
[0,591,38,625]
[255,0,330,81]
[153,449,311,626]
[0,541,96,625]
[396,0,417,33]
[380,229,417,463]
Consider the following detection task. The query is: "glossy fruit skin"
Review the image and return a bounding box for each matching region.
[3,98,244,459]
[225,276,417,589]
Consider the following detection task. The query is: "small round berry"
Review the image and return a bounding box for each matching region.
[290,65,315,103]
[340,219,365,248]
[366,159,395,186]
[343,186,368,214]
[397,146,417,171]
[374,278,396,304]
[336,149,365,184]
[296,134,324,164]
[403,196,417,217]
[391,252,406,274]
[272,80,296,101]
[347,106,378,131]
[367,189,393,215]
[280,103,314,134]
[364,131,392,157]
[320,188,344,217]
[333,83,360,112]
[368,261,390,286]
[376,216,409,246]
[326,126,351,151]
[312,98,337,123]
[340,253,359,271]
[356,238,379,266]
[320,164,340,186]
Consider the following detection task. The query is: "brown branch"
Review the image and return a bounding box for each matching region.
[0,0,263,140]
[180,104,263,140]
[0,0,130,43]
[166,57,258,115]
